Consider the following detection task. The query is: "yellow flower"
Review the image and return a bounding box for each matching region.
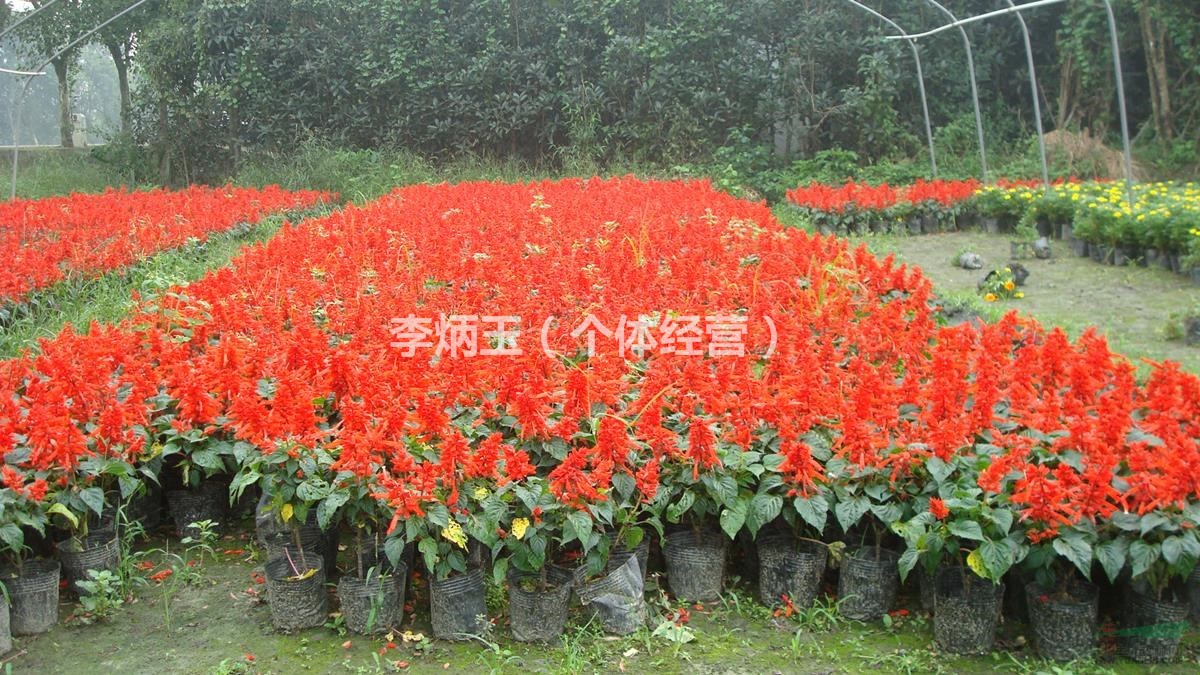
[511,517,530,540]
[473,486,489,500]
[1015,291,1025,298]
[441,521,468,550]
[984,293,997,303]
[1003,280,1015,291]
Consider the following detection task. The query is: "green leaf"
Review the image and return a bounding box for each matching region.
[492,556,509,586]
[79,487,106,517]
[794,494,829,532]
[384,536,406,569]
[1161,536,1185,566]
[949,520,984,542]
[834,496,869,532]
[1052,534,1093,579]
[47,503,78,528]
[705,474,738,509]
[720,498,749,540]
[566,511,592,547]
[418,537,439,575]
[989,508,1014,535]
[1139,513,1170,536]
[0,523,23,553]
[897,547,919,582]
[1109,511,1141,532]
[317,492,349,530]
[296,479,331,503]
[665,491,695,523]
[746,493,783,536]
[1129,539,1158,580]
[979,539,1013,581]
[191,449,224,471]
[926,456,952,484]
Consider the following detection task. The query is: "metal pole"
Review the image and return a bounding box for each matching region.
[1004,0,1049,187]
[843,0,937,177]
[9,0,152,199]
[922,0,988,182]
[0,0,66,43]
[1100,0,1135,197]
[883,0,1071,41]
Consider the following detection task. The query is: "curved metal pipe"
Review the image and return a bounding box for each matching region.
[1004,0,1049,187]
[921,0,988,182]
[1100,0,1135,196]
[842,0,937,177]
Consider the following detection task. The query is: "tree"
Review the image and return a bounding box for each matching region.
[21,0,86,147]
[85,0,153,135]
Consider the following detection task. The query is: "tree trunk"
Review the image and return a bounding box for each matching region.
[106,41,133,135]
[1137,1,1173,141]
[1056,51,1077,130]
[53,57,73,148]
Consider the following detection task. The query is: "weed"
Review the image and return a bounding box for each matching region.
[74,569,124,623]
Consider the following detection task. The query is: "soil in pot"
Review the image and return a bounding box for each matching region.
[337,564,406,635]
[57,532,120,596]
[933,568,1004,655]
[430,568,487,640]
[1,559,60,635]
[577,554,646,635]
[664,528,728,602]
[264,555,329,632]
[757,535,827,608]
[837,547,899,620]
[509,571,573,642]
[1118,583,1189,663]
[1025,580,1098,661]
[166,481,228,539]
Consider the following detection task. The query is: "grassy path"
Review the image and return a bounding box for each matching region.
[842,229,1200,375]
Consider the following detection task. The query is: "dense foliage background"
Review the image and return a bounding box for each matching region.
[4,1,1199,184]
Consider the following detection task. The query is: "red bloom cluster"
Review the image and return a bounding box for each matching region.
[0,185,331,303]
[0,178,1195,562]
[785,179,981,212]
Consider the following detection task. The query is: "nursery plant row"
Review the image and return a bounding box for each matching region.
[0,184,333,304]
[0,179,1197,665]
[786,179,1200,281]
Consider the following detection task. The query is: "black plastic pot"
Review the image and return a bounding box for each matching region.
[124,483,165,534]
[917,565,937,613]
[57,532,121,596]
[837,547,899,620]
[1188,565,1200,625]
[166,481,228,539]
[264,556,329,632]
[577,554,646,635]
[256,497,339,574]
[1025,581,1098,661]
[509,571,573,642]
[337,564,407,635]
[757,535,827,608]
[0,601,10,655]
[606,538,650,581]
[2,559,60,635]
[430,568,487,640]
[663,528,728,602]
[1118,584,1189,663]
[933,569,1004,655]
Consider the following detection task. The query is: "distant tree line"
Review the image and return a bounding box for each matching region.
[3,1,1198,182]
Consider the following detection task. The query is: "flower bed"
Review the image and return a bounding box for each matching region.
[785,179,980,233]
[0,185,333,304]
[0,178,1197,656]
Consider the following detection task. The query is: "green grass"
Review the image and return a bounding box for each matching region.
[772,208,1200,376]
[3,148,133,199]
[0,212,319,358]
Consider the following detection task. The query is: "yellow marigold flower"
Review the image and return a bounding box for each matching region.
[1003,280,1015,291]
[984,293,997,303]
[1015,291,1025,298]
[511,517,530,540]
[441,521,468,550]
